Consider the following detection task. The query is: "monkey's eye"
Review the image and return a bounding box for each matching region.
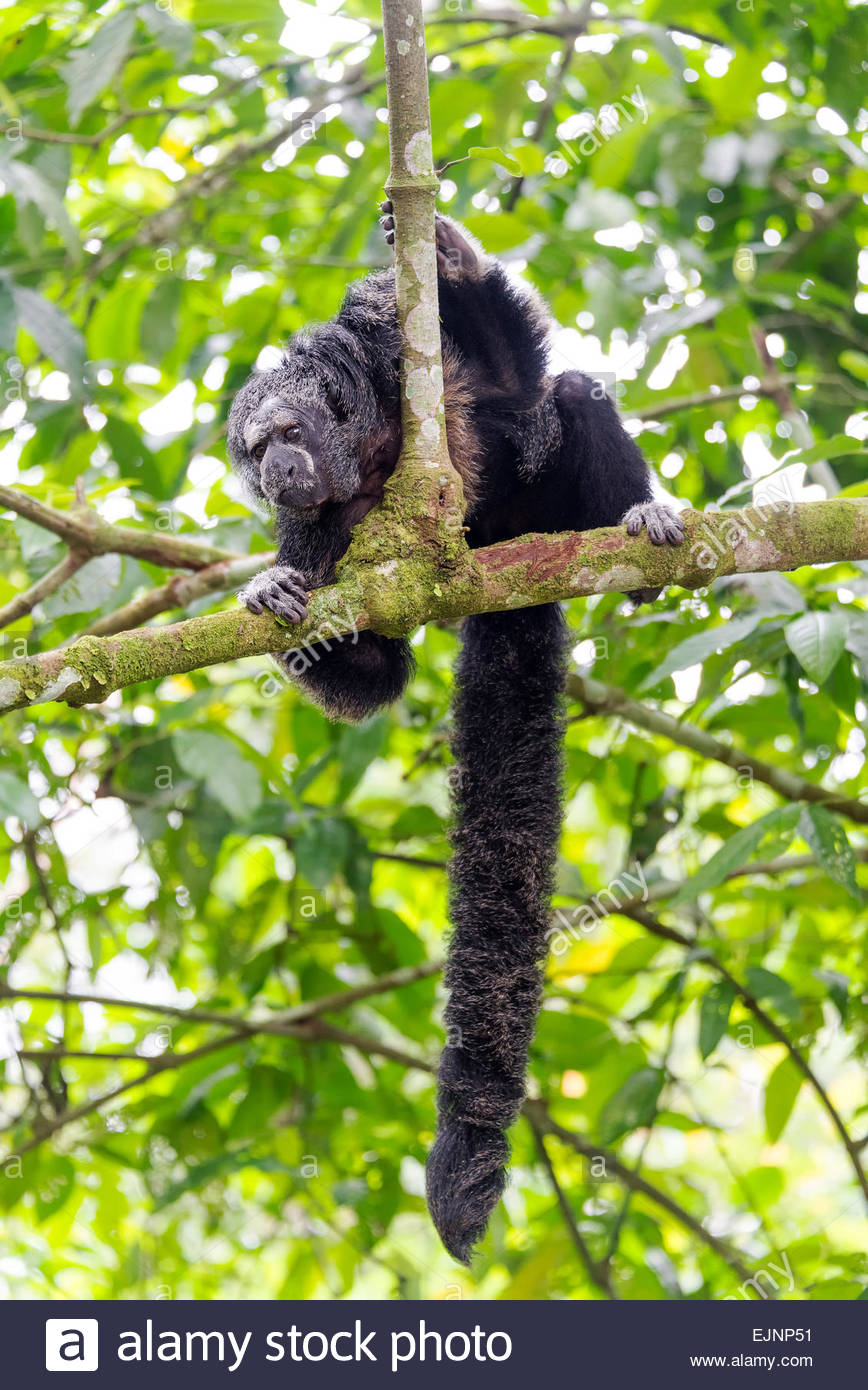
[284,425,301,443]
[251,442,267,461]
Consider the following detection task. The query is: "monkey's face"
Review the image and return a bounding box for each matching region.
[227,340,399,519]
[233,394,339,513]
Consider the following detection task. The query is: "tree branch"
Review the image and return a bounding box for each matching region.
[527,1108,618,1297]
[523,1100,755,1284]
[621,904,868,1206]
[569,672,868,825]
[2,498,866,715]
[625,376,844,421]
[0,484,237,570]
[3,979,755,1278]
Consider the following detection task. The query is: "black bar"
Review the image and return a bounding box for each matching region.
[4,1297,860,1386]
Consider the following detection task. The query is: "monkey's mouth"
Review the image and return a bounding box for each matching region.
[276,490,331,511]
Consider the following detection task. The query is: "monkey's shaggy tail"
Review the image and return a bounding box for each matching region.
[426,603,568,1263]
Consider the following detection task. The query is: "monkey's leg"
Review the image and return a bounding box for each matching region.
[380,202,546,406]
[552,372,685,602]
[380,202,482,281]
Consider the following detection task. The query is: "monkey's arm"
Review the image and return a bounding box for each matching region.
[380,203,549,409]
[237,509,336,624]
[550,371,684,602]
[240,509,414,721]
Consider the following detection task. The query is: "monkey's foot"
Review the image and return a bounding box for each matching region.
[622,501,685,547]
[239,566,309,624]
[379,199,395,247]
[379,201,480,278]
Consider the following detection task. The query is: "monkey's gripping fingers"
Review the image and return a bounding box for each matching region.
[239,565,309,625]
[622,501,685,547]
[379,199,395,246]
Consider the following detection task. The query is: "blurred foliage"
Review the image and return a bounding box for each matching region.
[0,0,867,1300]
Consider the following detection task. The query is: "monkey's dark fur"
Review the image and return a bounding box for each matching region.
[227,211,684,1263]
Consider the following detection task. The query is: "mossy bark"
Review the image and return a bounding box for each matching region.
[2,499,867,714]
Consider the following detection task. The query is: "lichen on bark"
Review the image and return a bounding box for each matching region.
[3,499,867,715]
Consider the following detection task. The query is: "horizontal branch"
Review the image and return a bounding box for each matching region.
[82,551,274,638]
[2,498,866,715]
[426,8,724,44]
[0,484,238,571]
[624,376,839,421]
[569,673,868,824]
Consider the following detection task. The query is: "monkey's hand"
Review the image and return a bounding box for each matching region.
[239,565,309,625]
[622,502,685,605]
[379,201,481,280]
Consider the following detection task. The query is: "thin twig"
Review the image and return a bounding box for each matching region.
[0,550,89,630]
[527,1107,618,1297]
[81,552,275,638]
[622,903,868,1207]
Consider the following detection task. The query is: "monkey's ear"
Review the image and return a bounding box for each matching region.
[326,381,348,421]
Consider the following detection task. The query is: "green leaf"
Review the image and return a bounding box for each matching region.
[0,155,78,255]
[0,769,40,828]
[139,3,194,63]
[172,731,262,819]
[294,817,351,890]
[41,553,122,619]
[764,1055,803,1142]
[232,1065,290,1137]
[11,286,86,381]
[466,144,522,175]
[744,967,798,1019]
[138,278,182,362]
[784,434,863,467]
[671,805,800,906]
[507,142,545,176]
[336,718,387,799]
[63,10,137,125]
[784,612,848,683]
[839,350,868,382]
[0,275,15,349]
[814,969,850,1022]
[35,1156,75,1220]
[599,1067,664,1144]
[800,806,860,899]
[640,614,767,691]
[153,1150,288,1211]
[698,980,735,1059]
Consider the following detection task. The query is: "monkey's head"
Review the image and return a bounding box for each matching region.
[227,323,401,516]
